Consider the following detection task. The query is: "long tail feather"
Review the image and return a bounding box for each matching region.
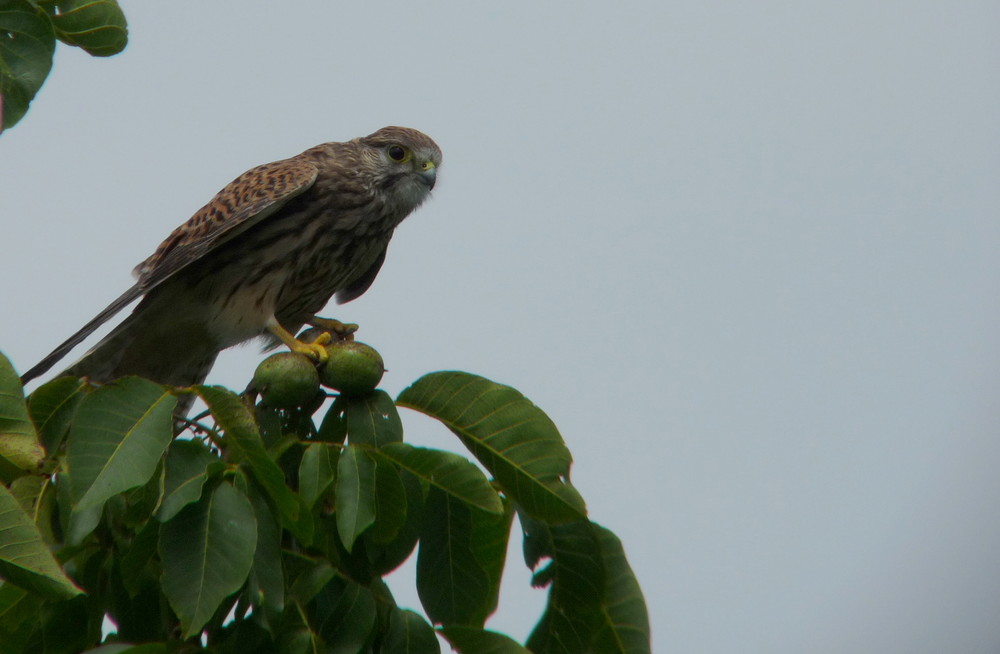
[61,298,219,390]
[20,284,144,384]
[60,309,219,421]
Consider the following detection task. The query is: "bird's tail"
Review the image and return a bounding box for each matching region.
[59,309,220,421]
[20,284,145,384]
[60,308,219,391]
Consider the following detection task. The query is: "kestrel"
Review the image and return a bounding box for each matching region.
[21,126,441,394]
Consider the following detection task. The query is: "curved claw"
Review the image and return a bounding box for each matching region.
[267,321,330,363]
[289,339,329,364]
[309,316,359,339]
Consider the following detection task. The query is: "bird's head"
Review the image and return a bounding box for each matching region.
[360,126,442,211]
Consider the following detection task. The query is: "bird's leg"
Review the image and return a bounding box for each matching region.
[267,320,330,363]
[308,316,359,341]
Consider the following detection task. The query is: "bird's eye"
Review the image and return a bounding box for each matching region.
[387,145,407,162]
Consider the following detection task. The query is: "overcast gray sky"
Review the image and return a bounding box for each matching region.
[3,2,1000,651]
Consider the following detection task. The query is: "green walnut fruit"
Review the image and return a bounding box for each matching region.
[319,341,384,395]
[253,352,321,408]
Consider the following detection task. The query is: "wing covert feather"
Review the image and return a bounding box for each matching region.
[133,158,319,291]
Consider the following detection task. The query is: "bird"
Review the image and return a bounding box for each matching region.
[20,126,441,397]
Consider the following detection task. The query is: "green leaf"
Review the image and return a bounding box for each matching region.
[156,438,220,521]
[523,520,649,654]
[309,573,376,654]
[0,0,55,130]
[66,377,175,511]
[0,351,45,477]
[286,557,335,606]
[253,404,285,449]
[522,518,603,607]
[107,571,165,645]
[397,371,586,523]
[195,385,303,536]
[298,441,338,510]
[323,390,402,447]
[383,607,440,653]
[439,626,532,654]
[214,618,275,652]
[8,474,44,516]
[416,486,493,626]
[27,376,85,454]
[377,442,503,515]
[158,481,257,638]
[38,593,104,653]
[59,476,102,546]
[335,444,375,552]
[121,457,164,526]
[0,581,44,653]
[471,498,512,618]
[523,519,603,654]
[315,399,347,443]
[274,628,318,654]
[49,0,127,56]
[0,482,82,599]
[119,520,159,596]
[369,456,407,544]
[364,469,425,576]
[246,483,284,626]
[24,472,57,545]
[589,525,652,654]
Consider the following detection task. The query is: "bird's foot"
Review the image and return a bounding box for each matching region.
[268,322,330,364]
[289,336,330,363]
[308,316,359,341]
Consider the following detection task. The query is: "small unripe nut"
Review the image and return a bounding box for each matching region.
[253,352,321,408]
[319,341,384,395]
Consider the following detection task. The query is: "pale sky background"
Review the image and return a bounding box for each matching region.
[2,2,999,652]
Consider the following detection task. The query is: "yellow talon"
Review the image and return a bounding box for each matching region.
[268,322,330,363]
[310,331,332,346]
[291,340,329,364]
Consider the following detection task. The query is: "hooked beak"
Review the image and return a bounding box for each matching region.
[418,161,437,190]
